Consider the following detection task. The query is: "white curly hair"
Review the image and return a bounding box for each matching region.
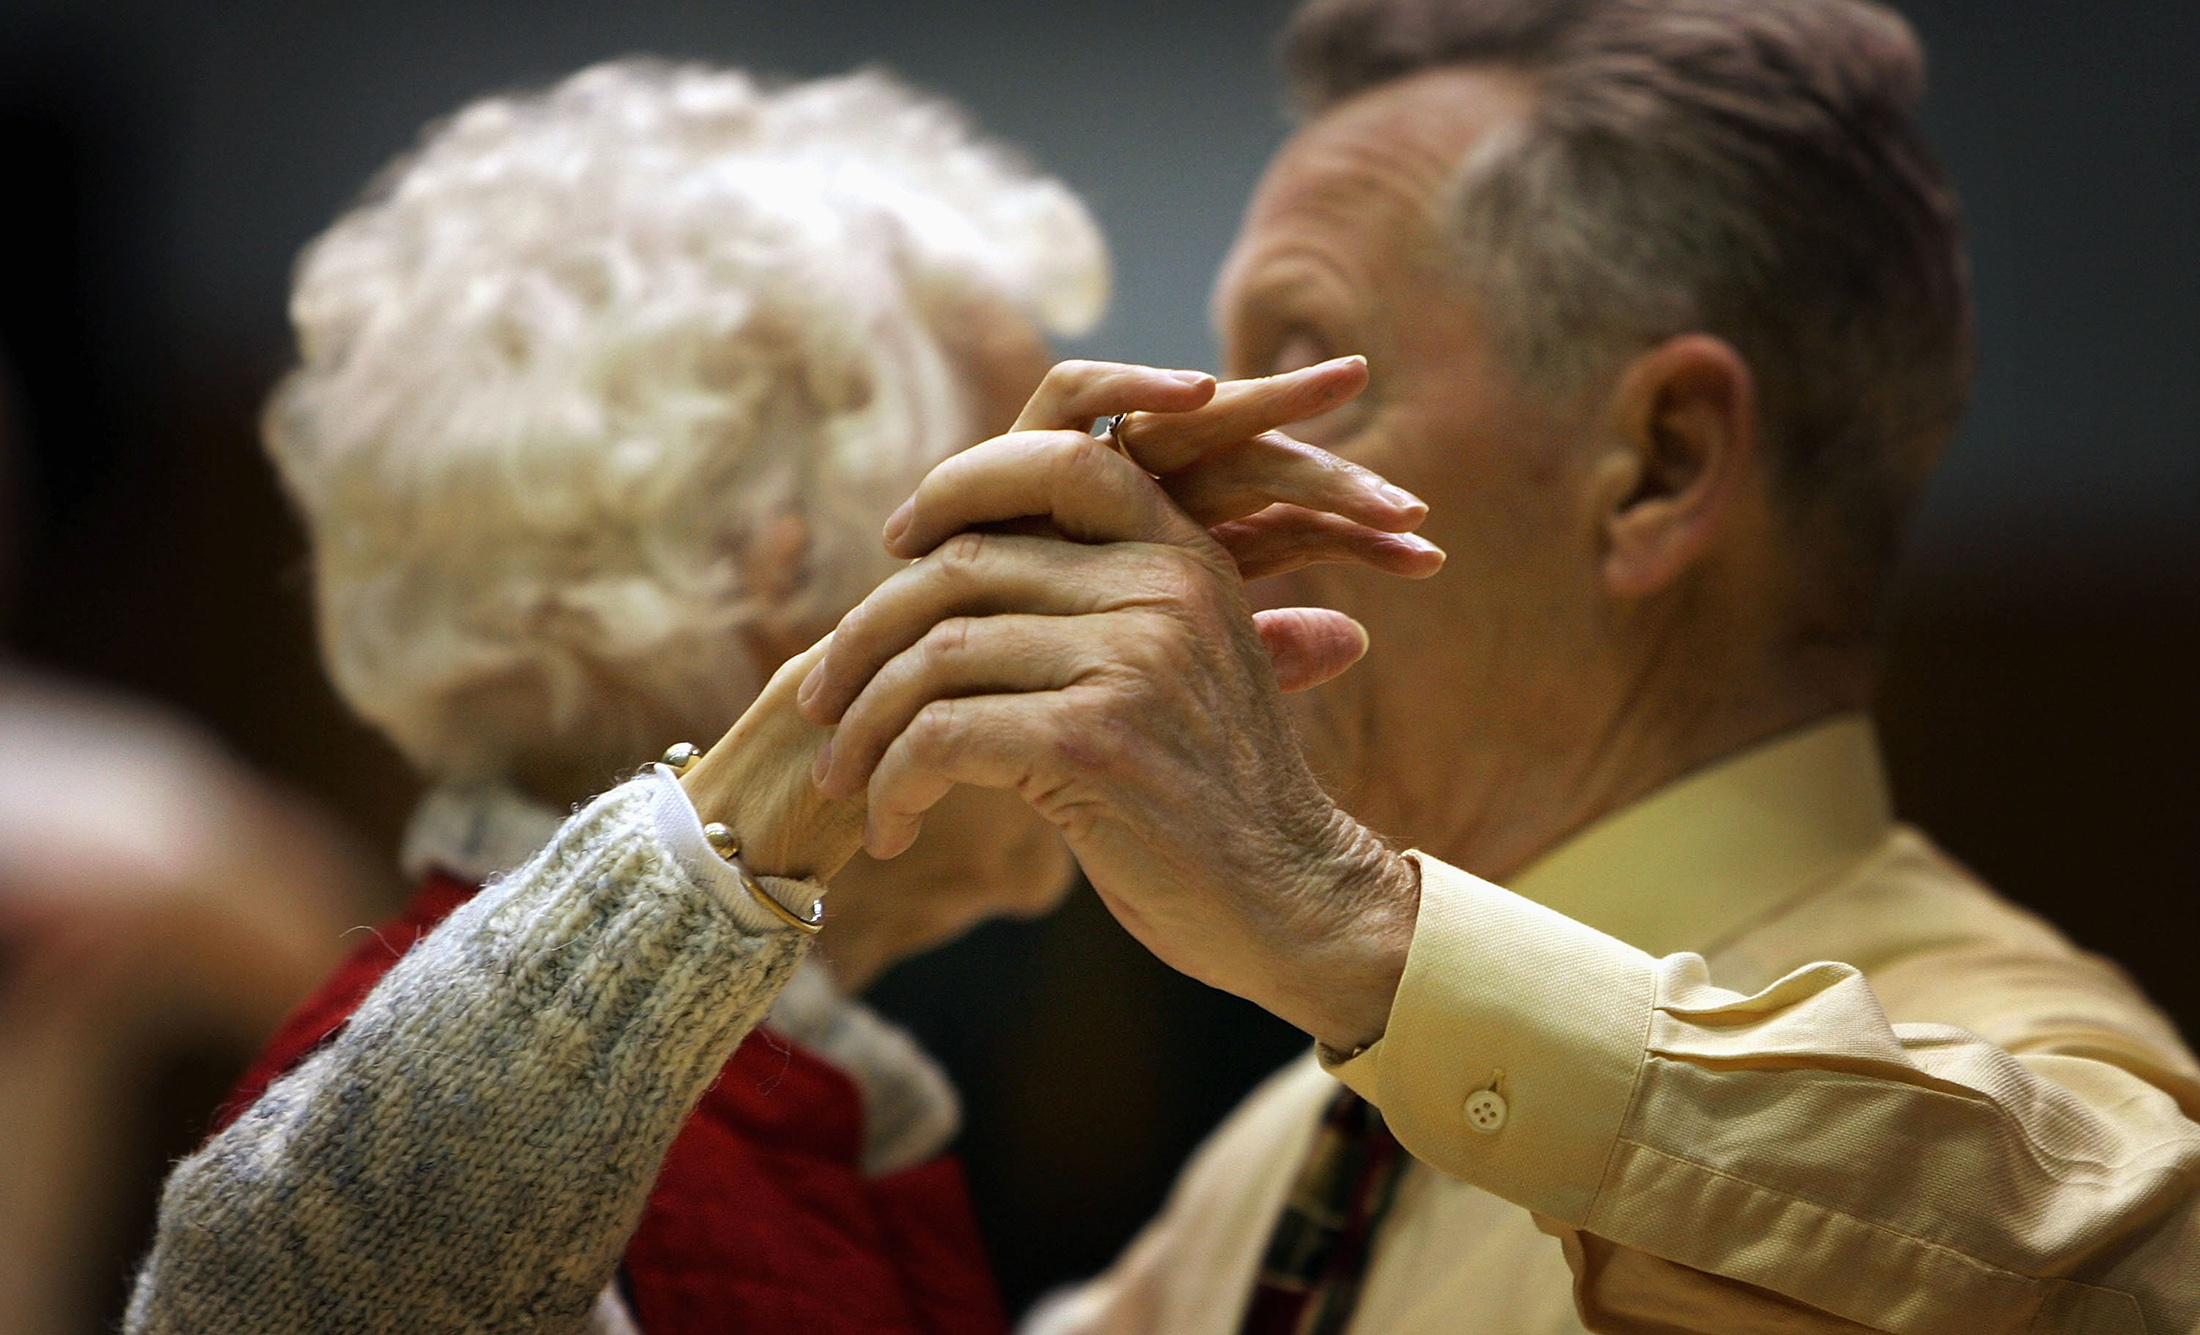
[267,59,1107,785]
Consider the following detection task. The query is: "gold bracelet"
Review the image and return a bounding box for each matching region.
[700,818,824,935]
[664,743,824,935]
[739,872,826,935]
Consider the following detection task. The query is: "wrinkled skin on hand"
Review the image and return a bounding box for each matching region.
[787,358,1439,1051]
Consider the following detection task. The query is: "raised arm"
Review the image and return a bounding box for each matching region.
[124,646,857,1335]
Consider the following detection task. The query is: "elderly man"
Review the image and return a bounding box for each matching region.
[798,0,2200,1330]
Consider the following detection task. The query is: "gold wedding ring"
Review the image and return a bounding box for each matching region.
[1102,412,1132,458]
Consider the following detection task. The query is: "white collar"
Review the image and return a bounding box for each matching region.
[399,781,568,885]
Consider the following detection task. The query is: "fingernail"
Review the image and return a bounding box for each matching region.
[1380,483,1426,512]
[1392,533,1445,565]
[797,663,822,706]
[882,500,913,546]
[811,740,834,787]
[1168,369,1213,386]
[883,503,913,544]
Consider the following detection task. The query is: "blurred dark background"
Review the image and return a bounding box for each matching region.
[0,0,2192,1320]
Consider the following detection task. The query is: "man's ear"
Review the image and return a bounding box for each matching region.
[1596,334,1758,599]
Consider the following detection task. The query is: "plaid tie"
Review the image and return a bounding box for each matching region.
[1237,1088,1410,1335]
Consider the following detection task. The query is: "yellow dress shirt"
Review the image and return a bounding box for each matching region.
[1026,715,2200,1335]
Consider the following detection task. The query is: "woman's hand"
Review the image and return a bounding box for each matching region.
[678,638,868,881]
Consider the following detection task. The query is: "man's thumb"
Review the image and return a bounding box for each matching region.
[1252,607,1369,692]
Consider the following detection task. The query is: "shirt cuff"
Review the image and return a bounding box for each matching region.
[641,764,825,936]
[1321,851,1659,1225]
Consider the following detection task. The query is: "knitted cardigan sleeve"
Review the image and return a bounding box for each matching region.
[124,773,814,1335]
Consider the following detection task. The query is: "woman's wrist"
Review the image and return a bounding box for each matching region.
[679,640,867,881]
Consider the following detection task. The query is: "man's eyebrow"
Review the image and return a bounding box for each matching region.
[1225,254,1364,334]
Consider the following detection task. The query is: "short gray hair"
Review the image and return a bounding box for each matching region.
[268,60,1106,782]
[1283,0,1972,638]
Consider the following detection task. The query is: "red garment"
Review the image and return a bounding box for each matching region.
[219,872,1009,1335]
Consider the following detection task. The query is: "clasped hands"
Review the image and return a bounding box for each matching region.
[685,358,1438,1052]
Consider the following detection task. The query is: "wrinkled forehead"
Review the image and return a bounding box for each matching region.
[1215,66,1536,321]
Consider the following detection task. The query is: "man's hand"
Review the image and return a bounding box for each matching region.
[796,359,1433,1052]
[903,355,1441,693]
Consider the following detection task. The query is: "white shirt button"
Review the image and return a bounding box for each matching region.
[1464,1089,1508,1134]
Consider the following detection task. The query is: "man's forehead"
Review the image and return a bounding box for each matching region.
[1220,66,1535,319]
[1257,68,1533,227]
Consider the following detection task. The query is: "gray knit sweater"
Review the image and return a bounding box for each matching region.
[123,769,822,1334]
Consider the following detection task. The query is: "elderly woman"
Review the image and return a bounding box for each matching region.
[124,59,1435,1335]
